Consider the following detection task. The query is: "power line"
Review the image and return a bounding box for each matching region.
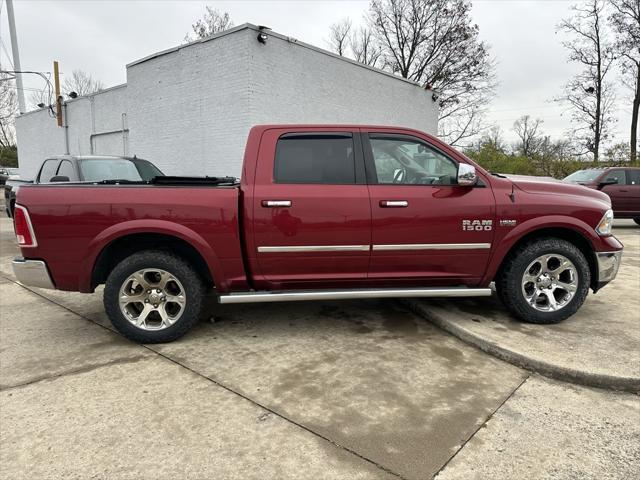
[0,69,54,106]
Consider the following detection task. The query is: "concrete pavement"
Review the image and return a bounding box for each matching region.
[407,219,640,392]
[436,376,640,480]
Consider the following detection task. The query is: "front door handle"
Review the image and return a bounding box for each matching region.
[380,200,408,208]
[262,200,292,208]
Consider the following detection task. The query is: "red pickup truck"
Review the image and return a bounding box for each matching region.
[12,125,623,343]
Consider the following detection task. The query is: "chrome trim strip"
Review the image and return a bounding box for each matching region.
[372,243,491,251]
[219,287,492,304]
[12,258,56,290]
[258,245,370,253]
[263,200,291,207]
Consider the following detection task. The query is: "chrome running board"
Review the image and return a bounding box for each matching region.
[218,287,492,304]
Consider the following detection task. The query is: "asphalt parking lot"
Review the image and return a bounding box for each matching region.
[1,214,639,479]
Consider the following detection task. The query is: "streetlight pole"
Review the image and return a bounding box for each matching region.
[6,0,26,113]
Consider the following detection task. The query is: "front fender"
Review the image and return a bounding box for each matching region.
[481,215,601,285]
[78,219,225,292]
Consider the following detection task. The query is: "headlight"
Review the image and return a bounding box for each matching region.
[595,209,614,236]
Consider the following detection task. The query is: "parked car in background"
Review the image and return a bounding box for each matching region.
[11,125,622,343]
[563,167,640,225]
[0,167,20,185]
[4,155,164,218]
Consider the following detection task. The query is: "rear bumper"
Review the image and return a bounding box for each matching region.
[12,258,56,289]
[594,250,622,291]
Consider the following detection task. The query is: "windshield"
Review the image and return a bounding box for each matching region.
[564,169,601,183]
[80,158,163,182]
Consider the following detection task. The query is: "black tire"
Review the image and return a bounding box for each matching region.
[634,217,640,226]
[104,250,204,343]
[496,238,590,324]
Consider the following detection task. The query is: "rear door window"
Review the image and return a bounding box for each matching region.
[38,160,59,182]
[603,170,626,185]
[274,134,356,184]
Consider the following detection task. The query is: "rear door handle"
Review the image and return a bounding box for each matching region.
[380,200,408,208]
[262,200,291,208]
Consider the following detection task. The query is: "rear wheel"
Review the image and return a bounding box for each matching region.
[496,238,590,324]
[104,250,204,343]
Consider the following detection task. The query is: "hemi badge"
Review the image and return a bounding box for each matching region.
[500,219,517,227]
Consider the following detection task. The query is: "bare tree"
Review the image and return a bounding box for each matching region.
[350,26,383,68]
[610,0,640,162]
[513,115,544,157]
[62,70,104,97]
[366,0,496,146]
[0,72,17,148]
[557,0,616,162]
[328,18,352,56]
[28,89,49,109]
[480,126,505,152]
[185,6,234,42]
[27,70,101,109]
[328,18,383,68]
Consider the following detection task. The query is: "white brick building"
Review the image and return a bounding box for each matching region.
[16,24,438,179]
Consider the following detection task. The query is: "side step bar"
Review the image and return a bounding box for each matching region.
[218,287,492,304]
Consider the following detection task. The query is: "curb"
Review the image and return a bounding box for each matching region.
[403,299,640,394]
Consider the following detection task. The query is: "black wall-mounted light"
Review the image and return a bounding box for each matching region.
[68,91,78,99]
[257,25,271,44]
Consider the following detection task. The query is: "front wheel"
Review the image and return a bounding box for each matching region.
[496,238,590,324]
[104,251,204,343]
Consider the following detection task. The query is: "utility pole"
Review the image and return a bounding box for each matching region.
[53,61,62,126]
[6,0,25,114]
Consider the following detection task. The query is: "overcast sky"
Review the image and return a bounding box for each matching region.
[0,0,634,147]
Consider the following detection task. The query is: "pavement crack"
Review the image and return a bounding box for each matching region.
[0,356,148,391]
[433,373,531,478]
[1,274,408,480]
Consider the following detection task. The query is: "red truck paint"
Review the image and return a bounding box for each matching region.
[12,125,624,342]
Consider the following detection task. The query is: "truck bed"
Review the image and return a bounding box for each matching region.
[16,181,247,293]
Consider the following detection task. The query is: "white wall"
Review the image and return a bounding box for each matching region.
[15,109,65,179]
[248,29,438,135]
[126,29,252,177]
[16,24,438,180]
[15,85,128,179]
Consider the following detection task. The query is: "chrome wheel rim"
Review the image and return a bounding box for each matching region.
[119,269,186,330]
[521,254,578,312]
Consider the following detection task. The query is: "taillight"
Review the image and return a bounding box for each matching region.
[13,205,38,247]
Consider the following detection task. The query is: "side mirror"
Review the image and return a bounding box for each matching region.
[50,175,70,182]
[457,164,477,186]
[599,179,617,187]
